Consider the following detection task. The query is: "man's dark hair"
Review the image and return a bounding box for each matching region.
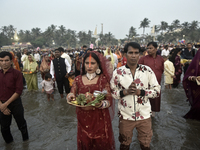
[162,55,168,59]
[55,48,61,52]
[147,42,158,49]
[124,42,141,53]
[164,45,168,49]
[187,42,192,45]
[0,51,12,60]
[58,47,64,52]
[23,48,27,53]
[83,45,87,48]
[45,73,52,80]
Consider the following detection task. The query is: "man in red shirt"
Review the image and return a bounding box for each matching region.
[0,51,29,143]
[138,42,164,117]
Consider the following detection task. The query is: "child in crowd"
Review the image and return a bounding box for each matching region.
[163,55,175,89]
[41,73,54,101]
[68,71,75,91]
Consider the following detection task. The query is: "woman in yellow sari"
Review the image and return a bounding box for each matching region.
[104,47,114,69]
[23,54,39,91]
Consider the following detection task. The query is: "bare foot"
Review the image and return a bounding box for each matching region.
[60,94,64,98]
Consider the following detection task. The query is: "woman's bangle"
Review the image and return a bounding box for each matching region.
[98,100,110,109]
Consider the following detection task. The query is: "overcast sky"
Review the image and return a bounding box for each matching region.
[0,0,199,39]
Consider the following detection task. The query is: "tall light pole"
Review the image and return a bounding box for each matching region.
[101,23,103,34]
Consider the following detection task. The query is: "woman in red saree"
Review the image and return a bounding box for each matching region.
[67,51,115,150]
[183,49,200,120]
[169,48,182,88]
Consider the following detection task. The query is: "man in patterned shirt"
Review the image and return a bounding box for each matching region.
[110,42,160,150]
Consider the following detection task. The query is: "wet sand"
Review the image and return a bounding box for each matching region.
[0,74,200,150]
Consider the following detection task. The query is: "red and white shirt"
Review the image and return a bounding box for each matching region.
[110,64,160,121]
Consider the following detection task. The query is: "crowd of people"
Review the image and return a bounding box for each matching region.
[0,41,200,150]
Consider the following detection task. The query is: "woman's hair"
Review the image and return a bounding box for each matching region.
[169,48,182,64]
[16,52,22,59]
[82,52,102,75]
[45,73,52,80]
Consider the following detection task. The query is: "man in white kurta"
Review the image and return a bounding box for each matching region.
[161,45,170,56]
[59,47,72,66]
[21,49,28,66]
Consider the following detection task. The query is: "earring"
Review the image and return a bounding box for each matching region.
[96,68,101,74]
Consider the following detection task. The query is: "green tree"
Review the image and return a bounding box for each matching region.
[189,20,199,42]
[172,19,181,30]
[31,28,41,40]
[139,18,151,35]
[7,25,15,39]
[126,26,137,40]
[159,21,168,34]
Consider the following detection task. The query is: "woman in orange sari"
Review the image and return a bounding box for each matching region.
[115,49,122,68]
[10,51,21,71]
[40,54,51,80]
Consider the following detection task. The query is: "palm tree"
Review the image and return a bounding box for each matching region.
[77,31,88,46]
[7,25,15,39]
[58,25,66,37]
[18,30,25,42]
[159,21,168,34]
[31,28,41,40]
[172,19,181,29]
[139,18,151,35]
[104,32,114,46]
[44,24,57,46]
[126,26,137,40]
[189,20,199,31]
[182,22,190,30]
[24,30,32,42]
[0,26,8,36]
[167,25,174,33]
[189,20,199,42]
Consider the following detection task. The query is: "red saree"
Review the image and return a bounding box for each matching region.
[71,74,115,150]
